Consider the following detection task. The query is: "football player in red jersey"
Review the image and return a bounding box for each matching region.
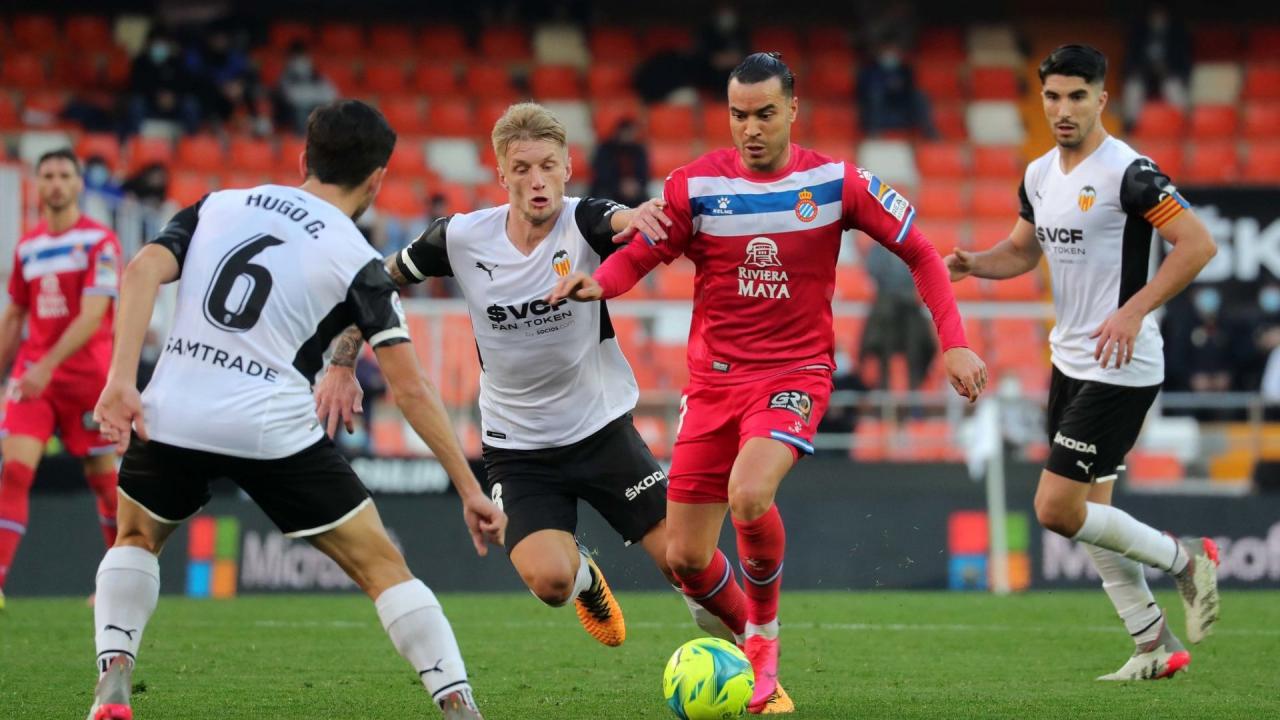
[552,53,986,713]
[0,149,122,608]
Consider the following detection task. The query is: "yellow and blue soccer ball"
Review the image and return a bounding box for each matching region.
[662,637,754,720]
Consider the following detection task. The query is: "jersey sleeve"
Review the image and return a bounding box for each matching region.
[8,249,26,307]
[1018,179,1035,224]
[593,170,693,298]
[1120,158,1190,229]
[840,162,916,244]
[395,216,452,282]
[574,197,629,258]
[347,259,411,349]
[83,232,122,298]
[148,195,207,274]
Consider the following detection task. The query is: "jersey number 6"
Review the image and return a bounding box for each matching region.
[203,233,284,332]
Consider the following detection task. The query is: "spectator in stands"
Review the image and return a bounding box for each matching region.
[816,348,868,451]
[127,29,201,136]
[857,42,938,138]
[274,42,337,135]
[1238,282,1280,391]
[590,118,650,209]
[81,155,124,224]
[1121,2,1191,131]
[185,26,271,136]
[351,349,388,456]
[693,4,751,91]
[121,163,170,209]
[859,242,937,397]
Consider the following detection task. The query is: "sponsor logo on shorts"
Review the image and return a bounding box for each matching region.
[485,430,507,440]
[1054,431,1097,455]
[769,390,812,424]
[712,360,731,372]
[625,470,666,501]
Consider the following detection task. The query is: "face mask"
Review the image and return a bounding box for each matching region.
[149,42,170,64]
[1194,289,1221,316]
[1261,288,1280,314]
[288,57,312,76]
[880,52,901,69]
[834,351,851,374]
[715,10,737,32]
[85,164,109,187]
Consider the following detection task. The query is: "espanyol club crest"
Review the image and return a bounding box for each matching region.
[552,249,571,277]
[794,188,818,222]
[1078,186,1096,212]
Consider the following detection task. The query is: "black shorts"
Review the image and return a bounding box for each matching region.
[118,436,371,537]
[482,413,667,552]
[1046,366,1160,484]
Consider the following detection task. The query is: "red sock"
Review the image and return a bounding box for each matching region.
[677,549,747,637]
[0,461,36,589]
[86,468,119,547]
[733,504,785,626]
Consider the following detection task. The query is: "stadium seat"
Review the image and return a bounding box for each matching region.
[916,62,964,103]
[1184,141,1240,183]
[1247,28,1280,62]
[1132,101,1186,140]
[970,67,1020,101]
[642,26,693,53]
[476,99,514,138]
[364,61,409,96]
[656,263,695,300]
[589,27,641,65]
[175,135,224,174]
[852,417,888,462]
[168,172,212,207]
[1192,26,1241,62]
[474,182,508,209]
[463,63,516,99]
[319,22,365,55]
[914,142,967,178]
[277,136,305,175]
[631,415,672,459]
[916,220,965,253]
[420,25,470,63]
[972,146,1021,179]
[932,103,968,141]
[128,136,173,172]
[269,21,314,50]
[1189,63,1243,106]
[587,64,634,101]
[312,58,357,95]
[0,93,18,130]
[568,143,589,182]
[426,139,488,184]
[369,25,415,56]
[10,15,59,51]
[751,28,803,63]
[412,66,460,97]
[65,15,114,53]
[229,138,277,174]
[859,139,916,186]
[967,24,1022,68]
[223,171,267,190]
[987,271,1040,301]
[971,182,1020,219]
[429,182,474,216]
[1242,102,1280,140]
[810,103,859,143]
[1189,104,1239,139]
[532,25,588,68]
[835,264,873,302]
[1137,140,1184,178]
[480,26,532,63]
[807,64,856,101]
[965,101,1024,145]
[530,65,583,100]
[75,133,122,171]
[1126,451,1185,486]
[805,27,851,52]
[543,100,595,145]
[426,99,474,137]
[914,182,968,220]
[971,219,1012,251]
[387,141,428,178]
[1243,65,1280,101]
[1242,142,1280,183]
[375,179,423,216]
[647,104,696,142]
[918,27,967,64]
[381,96,427,135]
[2,53,48,89]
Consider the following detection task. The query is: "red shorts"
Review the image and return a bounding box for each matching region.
[667,368,832,504]
[1,378,113,458]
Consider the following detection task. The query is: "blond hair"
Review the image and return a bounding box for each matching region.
[491,103,567,162]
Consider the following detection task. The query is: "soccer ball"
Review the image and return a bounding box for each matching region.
[662,637,754,720]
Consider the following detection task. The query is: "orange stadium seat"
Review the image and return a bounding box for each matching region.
[426,99,474,137]
[914,182,968,220]
[364,61,409,96]
[916,220,965,252]
[1126,451,1185,486]
[269,22,314,50]
[1139,140,1184,177]
[652,342,689,389]
[751,28,803,63]
[587,64,633,101]
[805,27,851,52]
[168,173,211,207]
[950,275,984,302]
[277,136,305,175]
[632,415,671,459]
[642,26,693,53]
[835,264,873,302]
[476,99,512,137]
[916,62,964,103]
[312,58,357,95]
[1190,105,1239,139]
[65,16,113,52]
[1243,65,1280,101]
[1242,102,1280,140]
[1184,141,1240,183]
[971,219,1012,251]
[807,64,856,101]
[102,48,131,88]
[413,66,459,97]
[473,182,507,209]
[972,146,1021,179]
[480,26,532,63]
[647,104,695,141]
[387,142,428,178]
[76,133,122,171]
[463,63,516,99]
[832,316,865,357]
[1193,26,1241,62]
[987,272,1040,301]
[932,103,967,141]
[10,15,59,51]
[381,96,427,135]
[224,171,268,189]
[2,53,48,89]
[175,135,225,174]
[970,67,1020,101]
[375,179,423,216]
[430,182,473,215]
[1243,142,1280,183]
[128,137,173,172]
[319,22,365,55]
[590,28,642,65]
[656,263,695,300]
[852,417,888,462]
[568,144,589,183]
[700,105,730,144]
[369,25,415,56]
[810,103,859,143]
[1132,102,1186,140]
[962,318,987,358]
[530,65,582,100]
[420,26,470,62]
[230,138,276,174]
[915,142,968,178]
[971,181,1021,218]
[1246,28,1280,62]
[917,27,966,64]
[593,99,642,139]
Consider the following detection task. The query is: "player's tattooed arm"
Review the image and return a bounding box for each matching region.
[384,253,412,286]
[330,326,364,368]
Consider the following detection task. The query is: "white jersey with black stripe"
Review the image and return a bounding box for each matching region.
[143,185,410,459]
[1020,137,1190,387]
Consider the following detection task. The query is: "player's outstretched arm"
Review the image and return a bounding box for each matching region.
[608,198,672,244]
[373,341,506,555]
[94,245,179,453]
[944,218,1042,281]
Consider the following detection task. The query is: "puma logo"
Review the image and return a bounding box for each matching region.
[104,624,137,640]
[1077,460,1093,474]
[475,262,496,280]
[420,658,446,675]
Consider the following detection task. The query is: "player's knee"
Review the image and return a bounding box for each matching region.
[527,571,575,607]
[727,485,772,523]
[352,555,414,599]
[667,547,713,580]
[112,526,163,555]
[1035,497,1084,537]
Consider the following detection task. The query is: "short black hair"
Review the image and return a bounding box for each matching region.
[36,148,81,175]
[305,100,396,189]
[1038,44,1108,85]
[729,52,795,97]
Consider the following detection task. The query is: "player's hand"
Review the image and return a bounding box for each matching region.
[944,249,975,282]
[315,365,363,438]
[547,271,604,304]
[461,492,506,556]
[94,378,148,454]
[1091,305,1143,369]
[612,198,672,244]
[15,362,52,401]
[944,347,988,405]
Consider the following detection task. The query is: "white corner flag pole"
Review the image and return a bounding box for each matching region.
[985,397,1010,596]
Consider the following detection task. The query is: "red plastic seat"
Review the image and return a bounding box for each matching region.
[427,99,474,137]
[642,26,692,53]
[972,146,1021,179]
[530,65,582,100]
[1193,26,1241,62]
[589,28,641,65]
[475,100,513,139]
[375,179,424,216]
[412,66,459,97]
[229,138,276,174]
[75,133,122,171]
[916,62,964,103]
[587,64,633,101]
[1242,142,1280,182]
[1132,102,1186,140]
[987,272,1040,301]
[915,183,969,220]
[2,53,47,89]
[971,181,1021,218]
[1242,102,1280,140]
[1138,141,1184,178]
[649,142,689,179]
[810,103,859,142]
[278,136,306,176]
[66,16,114,52]
[655,263,695,299]
[807,64,856,101]
[381,96,427,135]
[970,67,1020,101]
[128,137,174,172]
[647,104,695,141]
[168,172,211,207]
[480,26,531,63]
[420,26,470,62]
[10,15,59,51]
[914,142,967,178]
[369,25,415,56]
[319,22,365,55]
[932,103,967,141]
[1184,141,1240,183]
[1247,28,1280,62]
[1190,105,1239,139]
[364,61,408,95]
[312,58,357,95]
[970,220,1012,250]
[463,63,515,99]
[269,22,313,50]
[1243,65,1280,101]
[917,27,966,64]
[751,28,803,63]
[387,142,428,178]
[835,264,872,302]
[593,99,642,139]
[915,220,965,253]
[175,135,225,174]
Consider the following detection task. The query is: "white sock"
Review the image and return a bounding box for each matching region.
[569,551,593,602]
[375,579,474,710]
[746,620,780,641]
[1072,502,1185,574]
[94,546,160,675]
[673,584,736,642]
[1084,544,1163,647]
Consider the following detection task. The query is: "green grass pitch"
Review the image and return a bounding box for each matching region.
[2,590,1277,719]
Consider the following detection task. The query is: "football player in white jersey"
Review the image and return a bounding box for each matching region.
[316,103,733,649]
[945,45,1221,680]
[87,101,504,720]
